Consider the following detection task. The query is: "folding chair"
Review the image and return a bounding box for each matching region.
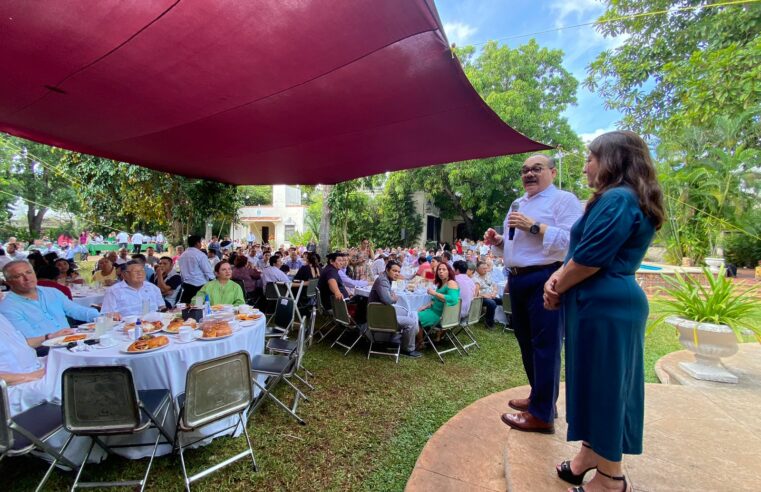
[249,322,309,425]
[330,297,364,356]
[265,297,295,339]
[266,308,314,390]
[175,352,256,490]
[312,287,337,344]
[366,303,401,363]
[501,291,514,332]
[294,280,316,329]
[453,297,482,354]
[1,380,77,491]
[57,366,174,491]
[424,300,463,363]
[263,282,288,315]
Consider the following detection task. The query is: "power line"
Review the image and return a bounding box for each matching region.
[468,0,758,46]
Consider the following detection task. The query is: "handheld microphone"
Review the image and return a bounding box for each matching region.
[508,202,519,240]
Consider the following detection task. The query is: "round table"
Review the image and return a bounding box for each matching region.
[69,285,106,308]
[354,287,430,313]
[39,318,266,460]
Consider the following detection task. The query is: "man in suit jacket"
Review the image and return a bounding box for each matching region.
[368,260,422,358]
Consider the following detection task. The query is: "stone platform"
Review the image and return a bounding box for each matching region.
[406,375,761,490]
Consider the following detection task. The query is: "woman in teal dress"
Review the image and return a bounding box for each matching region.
[543,131,664,492]
[418,262,460,330]
[198,260,246,307]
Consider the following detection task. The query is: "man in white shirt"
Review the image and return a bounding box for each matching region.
[5,242,26,260]
[100,260,164,317]
[131,231,144,253]
[261,255,290,284]
[0,313,48,416]
[115,247,130,265]
[485,154,582,434]
[370,253,386,278]
[0,247,11,269]
[155,232,166,253]
[453,260,476,318]
[473,260,502,328]
[178,235,215,303]
[116,230,129,249]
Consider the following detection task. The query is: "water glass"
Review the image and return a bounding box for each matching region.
[141,298,151,315]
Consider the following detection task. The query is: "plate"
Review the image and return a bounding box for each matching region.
[119,341,170,354]
[78,323,97,332]
[42,334,94,347]
[193,330,234,341]
[238,320,258,327]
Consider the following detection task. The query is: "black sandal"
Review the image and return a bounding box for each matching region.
[557,442,595,485]
[570,468,629,492]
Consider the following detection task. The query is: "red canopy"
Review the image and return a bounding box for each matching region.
[0,0,550,184]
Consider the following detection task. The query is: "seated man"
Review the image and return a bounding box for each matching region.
[318,252,350,310]
[152,256,183,308]
[0,313,48,415]
[131,253,155,282]
[368,260,421,358]
[0,261,97,348]
[452,260,477,318]
[115,247,130,265]
[261,254,290,284]
[338,253,369,292]
[101,260,165,317]
[283,247,303,271]
[473,261,503,328]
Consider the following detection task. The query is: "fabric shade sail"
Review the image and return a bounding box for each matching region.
[0,0,550,185]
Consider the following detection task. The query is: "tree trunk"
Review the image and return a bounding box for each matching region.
[318,185,331,257]
[442,187,475,239]
[27,203,47,238]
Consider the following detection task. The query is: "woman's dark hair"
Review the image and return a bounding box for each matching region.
[434,262,456,288]
[233,255,248,268]
[587,130,665,230]
[306,252,320,268]
[214,260,229,274]
[418,256,427,265]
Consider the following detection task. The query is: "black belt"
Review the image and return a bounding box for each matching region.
[507,261,562,277]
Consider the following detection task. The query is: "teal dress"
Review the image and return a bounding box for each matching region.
[418,284,459,328]
[563,187,655,462]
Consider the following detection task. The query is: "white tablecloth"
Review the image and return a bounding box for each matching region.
[37,318,266,461]
[70,286,106,308]
[354,287,431,313]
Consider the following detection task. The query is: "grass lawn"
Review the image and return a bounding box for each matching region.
[2,314,682,491]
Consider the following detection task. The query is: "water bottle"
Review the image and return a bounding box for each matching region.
[134,319,143,340]
[204,294,211,316]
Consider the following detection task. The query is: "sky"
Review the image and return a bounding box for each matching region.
[435,0,626,142]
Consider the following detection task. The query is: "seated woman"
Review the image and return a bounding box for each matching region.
[198,260,245,306]
[92,257,118,286]
[293,252,322,282]
[416,263,460,347]
[54,258,83,285]
[231,254,261,297]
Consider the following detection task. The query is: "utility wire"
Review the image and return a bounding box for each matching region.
[468,0,759,46]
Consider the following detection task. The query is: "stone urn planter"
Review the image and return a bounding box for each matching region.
[666,316,739,383]
[704,256,724,273]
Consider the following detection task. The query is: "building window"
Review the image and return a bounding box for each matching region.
[284,225,296,240]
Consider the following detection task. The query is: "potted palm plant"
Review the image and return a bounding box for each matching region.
[650,268,761,383]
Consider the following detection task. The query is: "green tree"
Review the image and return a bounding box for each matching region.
[587,0,761,139]
[0,135,82,238]
[239,185,272,206]
[401,40,585,238]
[372,173,423,247]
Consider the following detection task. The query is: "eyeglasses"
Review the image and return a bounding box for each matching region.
[521,166,547,175]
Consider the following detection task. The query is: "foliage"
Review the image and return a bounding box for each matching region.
[239,185,272,206]
[587,0,761,139]
[725,209,761,268]
[286,229,316,246]
[326,180,376,248]
[400,40,586,239]
[656,114,760,264]
[649,268,761,342]
[372,174,423,247]
[0,134,82,237]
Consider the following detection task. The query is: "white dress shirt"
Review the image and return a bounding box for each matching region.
[116,232,129,243]
[178,247,215,287]
[339,268,369,289]
[100,281,165,317]
[370,258,385,277]
[261,266,290,284]
[131,233,144,245]
[493,185,583,267]
[0,313,47,416]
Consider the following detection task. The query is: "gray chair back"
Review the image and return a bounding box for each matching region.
[465,297,483,326]
[502,292,512,315]
[331,296,353,327]
[61,366,141,435]
[440,300,461,330]
[183,351,252,430]
[264,282,281,301]
[367,303,398,334]
[0,380,12,453]
[271,297,296,331]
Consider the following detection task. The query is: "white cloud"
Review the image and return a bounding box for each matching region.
[443,21,478,46]
[579,127,615,144]
[549,0,605,26]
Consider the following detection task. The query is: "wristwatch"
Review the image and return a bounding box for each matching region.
[529,222,541,235]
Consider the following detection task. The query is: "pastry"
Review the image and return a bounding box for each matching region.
[202,321,233,338]
[235,313,262,321]
[127,334,169,352]
[63,334,87,343]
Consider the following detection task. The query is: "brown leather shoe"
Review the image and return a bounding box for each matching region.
[500,411,554,434]
[508,397,530,412]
